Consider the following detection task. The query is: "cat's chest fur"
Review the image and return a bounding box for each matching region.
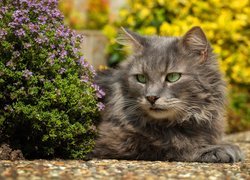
[94,114,217,161]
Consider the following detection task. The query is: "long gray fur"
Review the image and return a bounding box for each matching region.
[93,26,243,163]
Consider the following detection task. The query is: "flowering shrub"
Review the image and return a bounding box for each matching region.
[0,0,104,159]
[103,0,250,132]
[59,0,110,30]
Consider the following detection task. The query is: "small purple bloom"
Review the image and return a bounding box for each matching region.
[72,47,78,54]
[8,22,19,28]
[38,15,47,24]
[48,54,55,65]
[15,29,26,37]
[6,60,14,67]
[59,68,66,74]
[51,9,61,18]
[35,37,44,44]
[23,43,32,49]
[28,23,39,33]
[80,75,89,83]
[0,29,7,39]
[89,65,96,75]
[0,6,8,14]
[92,83,105,98]
[96,89,105,98]
[12,10,29,24]
[78,56,89,67]
[97,102,105,111]
[60,50,67,58]
[22,69,33,79]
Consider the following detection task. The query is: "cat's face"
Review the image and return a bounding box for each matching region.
[120,27,223,121]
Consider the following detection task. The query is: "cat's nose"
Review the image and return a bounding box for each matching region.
[146,96,159,105]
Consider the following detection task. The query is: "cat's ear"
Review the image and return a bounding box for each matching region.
[117,27,147,53]
[182,26,210,62]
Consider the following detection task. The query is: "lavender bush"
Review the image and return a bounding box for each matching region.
[0,0,104,159]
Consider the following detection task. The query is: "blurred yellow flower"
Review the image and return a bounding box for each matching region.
[69,11,85,29]
[98,65,108,71]
[103,25,117,39]
[58,0,73,16]
[157,0,165,6]
[119,9,129,18]
[159,22,170,36]
[133,2,142,11]
[230,0,248,9]
[139,8,150,19]
[144,26,157,35]
[146,0,155,8]
[127,16,135,26]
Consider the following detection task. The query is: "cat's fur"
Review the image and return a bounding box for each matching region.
[93,26,243,163]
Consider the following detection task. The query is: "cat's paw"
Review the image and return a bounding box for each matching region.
[198,144,244,163]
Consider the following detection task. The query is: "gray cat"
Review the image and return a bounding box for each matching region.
[93,26,243,163]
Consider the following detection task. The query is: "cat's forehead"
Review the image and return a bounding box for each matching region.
[129,36,187,74]
[150,36,178,49]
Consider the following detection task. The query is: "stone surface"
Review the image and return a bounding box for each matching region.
[0,131,250,180]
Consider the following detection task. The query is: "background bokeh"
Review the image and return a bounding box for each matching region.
[59,0,250,133]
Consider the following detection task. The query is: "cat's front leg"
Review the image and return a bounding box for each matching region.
[194,144,244,163]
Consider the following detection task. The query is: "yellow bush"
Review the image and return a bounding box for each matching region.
[110,0,250,85]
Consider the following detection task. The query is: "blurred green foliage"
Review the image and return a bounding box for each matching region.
[103,0,250,132]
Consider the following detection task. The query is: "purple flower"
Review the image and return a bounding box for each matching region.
[35,36,47,44]
[0,29,7,39]
[92,83,105,98]
[89,65,96,76]
[51,9,61,18]
[12,10,29,24]
[97,102,105,111]
[60,50,67,58]
[38,15,47,24]
[78,56,89,67]
[6,60,14,67]
[22,69,33,78]
[8,22,19,28]
[48,54,55,65]
[28,23,39,33]
[15,29,26,37]
[0,6,8,14]
[56,26,70,38]
[97,89,105,98]
[59,68,66,74]
[23,43,32,49]
[80,75,89,83]
[72,47,78,54]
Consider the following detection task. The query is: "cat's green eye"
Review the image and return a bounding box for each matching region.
[136,74,147,84]
[166,73,181,83]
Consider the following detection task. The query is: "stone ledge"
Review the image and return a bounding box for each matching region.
[0,131,249,179]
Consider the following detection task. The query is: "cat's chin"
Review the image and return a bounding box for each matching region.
[147,108,176,120]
